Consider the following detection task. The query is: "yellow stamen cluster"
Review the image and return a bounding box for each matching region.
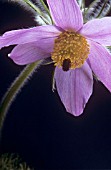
[51,31,90,71]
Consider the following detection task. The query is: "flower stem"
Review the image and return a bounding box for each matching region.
[39,0,52,20]
[0,60,43,135]
[23,0,50,24]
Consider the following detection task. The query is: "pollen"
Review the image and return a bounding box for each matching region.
[51,31,90,71]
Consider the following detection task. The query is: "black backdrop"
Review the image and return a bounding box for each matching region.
[0,0,111,169]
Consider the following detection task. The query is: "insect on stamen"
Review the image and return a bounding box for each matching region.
[62,59,71,71]
[51,31,89,71]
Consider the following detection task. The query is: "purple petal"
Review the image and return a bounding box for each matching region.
[88,40,111,92]
[47,0,83,31]
[80,17,111,46]
[9,39,54,65]
[0,25,61,49]
[54,62,93,116]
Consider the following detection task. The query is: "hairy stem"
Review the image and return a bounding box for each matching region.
[40,0,50,15]
[23,0,50,24]
[0,60,43,135]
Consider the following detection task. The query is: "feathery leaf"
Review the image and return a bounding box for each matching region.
[84,0,111,21]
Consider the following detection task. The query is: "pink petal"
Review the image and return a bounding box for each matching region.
[47,0,83,31]
[0,25,61,49]
[54,62,93,116]
[80,17,111,46]
[88,40,111,92]
[9,38,54,65]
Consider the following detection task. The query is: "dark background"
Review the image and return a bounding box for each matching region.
[0,0,111,169]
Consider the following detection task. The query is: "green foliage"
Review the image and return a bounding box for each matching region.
[0,153,33,170]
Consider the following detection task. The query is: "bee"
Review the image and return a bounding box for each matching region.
[62,59,71,71]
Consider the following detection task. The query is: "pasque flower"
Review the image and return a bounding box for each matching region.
[0,0,111,116]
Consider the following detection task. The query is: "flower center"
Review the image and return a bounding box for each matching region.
[51,31,90,71]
